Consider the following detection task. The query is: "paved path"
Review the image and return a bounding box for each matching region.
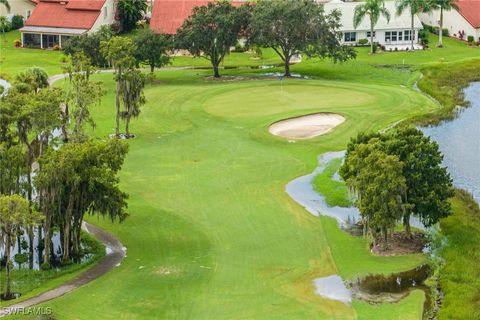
[0,223,125,317]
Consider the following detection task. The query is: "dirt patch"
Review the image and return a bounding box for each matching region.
[372,232,427,256]
[269,113,345,139]
[152,266,179,276]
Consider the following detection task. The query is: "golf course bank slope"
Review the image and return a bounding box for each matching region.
[20,71,437,320]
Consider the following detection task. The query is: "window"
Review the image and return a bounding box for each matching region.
[391,31,398,42]
[42,34,59,48]
[404,30,415,41]
[366,31,376,38]
[344,32,357,42]
[385,31,391,42]
[398,31,403,41]
[23,33,41,48]
[26,10,31,18]
[104,6,107,18]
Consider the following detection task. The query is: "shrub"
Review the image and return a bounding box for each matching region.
[232,42,247,52]
[52,44,60,51]
[419,29,429,46]
[358,38,368,46]
[11,15,24,30]
[40,261,51,270]
[467,35,474,43]
[14,253,28,266]
[13,39,21,47]
[431,26,449,36]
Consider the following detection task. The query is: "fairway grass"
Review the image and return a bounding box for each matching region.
[7,71,436,319]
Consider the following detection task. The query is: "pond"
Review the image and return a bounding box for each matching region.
[420,82,480,204]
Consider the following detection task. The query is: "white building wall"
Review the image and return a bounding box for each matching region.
[419,10,480,40]
[89,0,116,34]
[0,0,36,19]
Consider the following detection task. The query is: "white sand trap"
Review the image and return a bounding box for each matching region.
[269,113,345,139]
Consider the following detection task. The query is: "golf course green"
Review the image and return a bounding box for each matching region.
[8,70,436,319]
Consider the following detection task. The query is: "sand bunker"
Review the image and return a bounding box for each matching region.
[269,113,345,139]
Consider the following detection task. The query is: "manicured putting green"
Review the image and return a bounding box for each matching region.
[204,82,375,119]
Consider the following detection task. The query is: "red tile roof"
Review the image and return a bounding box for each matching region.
[66,0,105,11]
[457,0,480,28]
[150,0,245,35]
[25,0,105,30]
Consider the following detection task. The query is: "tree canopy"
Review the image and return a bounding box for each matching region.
[249,0,355,77]
[63,26,113,68]
[341,126,453,245]
[101,36,137,137]
[118,0,148,32]
[35,139,129,264]
[0,194,43,298]
[176,1,250,78]
[134,29,172,72]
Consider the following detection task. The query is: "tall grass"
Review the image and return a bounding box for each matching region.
[438,190,480,319]
[415,59,480,126]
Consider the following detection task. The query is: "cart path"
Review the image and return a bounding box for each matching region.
[0,223,126,317]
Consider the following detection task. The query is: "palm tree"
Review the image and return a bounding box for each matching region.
[0,0,10,12]
[118,0,147,32]
[396,0,431,50]
[430,0,458,47]
[0,16,8,41]
[354,0,391,54]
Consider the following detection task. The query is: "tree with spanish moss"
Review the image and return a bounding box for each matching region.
[120,67,146,138]
[36,139,129,265]
[63,53,104,141]
[101,36,136,137]
[0,194,43,299]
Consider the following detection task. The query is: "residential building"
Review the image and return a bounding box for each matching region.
[0,0,37,20]
[19,0,116,48]
[419,0,480,41]
[324,0,423,50]
[150,0,245,35]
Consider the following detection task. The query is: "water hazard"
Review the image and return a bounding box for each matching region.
[421,82,480,204]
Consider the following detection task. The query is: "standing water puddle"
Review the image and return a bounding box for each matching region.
[286,151,430,309]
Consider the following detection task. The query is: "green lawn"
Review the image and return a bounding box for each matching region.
[312,158,351,208]
[0,31,64,79]
[3,70,435,319]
